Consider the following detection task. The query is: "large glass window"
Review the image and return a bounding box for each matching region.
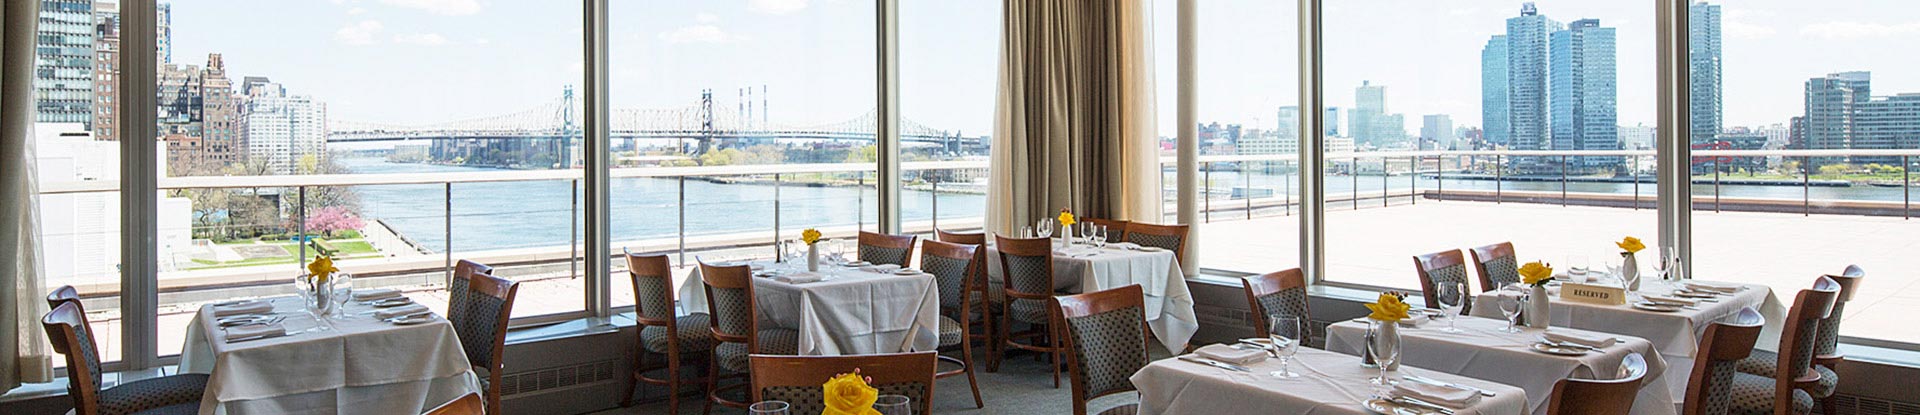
[33,0,124,367]
[900,0,998,238]
[1688,0,1920,345]
[1321,1,1658,289]
[608,2,878,309]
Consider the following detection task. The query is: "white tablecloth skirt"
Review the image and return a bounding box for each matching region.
[1134,346,1530,415]
[985,244,1199,354]
[679,263,942,355]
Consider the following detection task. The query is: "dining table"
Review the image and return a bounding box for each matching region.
[983,240,1198,354]
[178,296,481,415]
[1133,345,1531,415]
[677,260,942,356]
[1325,316,1675,415]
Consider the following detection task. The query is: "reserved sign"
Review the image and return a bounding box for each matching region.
[1561,282,1628,306]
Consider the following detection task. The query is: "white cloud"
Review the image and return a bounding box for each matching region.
[659,25,743,44]
[696,12,721,23]
[334,20,384,45]
[379,0,483,16]
[346,7,368,15]
[393,33,450,46]
[1799,21,1920,40]
[473,38,491,45]
[748,0,807,15]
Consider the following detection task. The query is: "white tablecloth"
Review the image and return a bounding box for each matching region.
[1469,279,1785,403]
[179,296,480,415]
[678,262,941,355]
[1133,346,1529,415]
[1326,317,1675,415]
[984,243,1198,354]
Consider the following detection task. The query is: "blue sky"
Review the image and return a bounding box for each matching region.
[166,0,1919,138]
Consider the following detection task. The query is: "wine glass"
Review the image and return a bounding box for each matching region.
[1093,225,1108,249]
[1366,324,1402,388]
[1498,283,1527,333]
[331,273,353,317]
[1036,218,1056,238]
[748,401,790,415]
[1437,282,1468,333]
[1650,247,1675,285]
[1566,254,1590,278]
[1021,225,1034,238]
[1268,315,1303,378]
[873,394,911,415]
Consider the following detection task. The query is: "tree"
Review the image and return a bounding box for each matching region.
[286,206,365,237]
[845,145,879,163]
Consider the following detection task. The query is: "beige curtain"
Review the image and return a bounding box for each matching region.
[987,0,1161,236]
[3,0,55,392]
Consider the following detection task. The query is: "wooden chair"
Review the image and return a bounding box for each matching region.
[994,235,1065,388]
[43,300,208,415]
[1713,279,1841,415]
[1412,249,1475,314]
[936,229,1002,371]
[919,240,986,408]
[1122,223,1189,264]
[1546,352,1648,415]
[1242,269,1311,341]
[934,229,986,246]
[424,392,486,415]
[858,231,918,267]
[1468,242,1522,292]
[1681,307,1766,415]
[1737,272,1860,415]
[700,260,800,412]
[446,259,495,333]
[1055,285,1150,415]
[47,285,81,309]
[1083,218,1131,243]
[748,352,938,415]
[620,251,713,412]
[453,270,520,415]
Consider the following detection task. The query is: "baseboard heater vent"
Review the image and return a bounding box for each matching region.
[500,359,621,397]
[1837,394,1920,415]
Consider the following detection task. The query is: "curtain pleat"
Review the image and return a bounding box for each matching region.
[3,0,56,392]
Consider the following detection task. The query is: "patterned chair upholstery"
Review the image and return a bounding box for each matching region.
[749,352,938,415]
[1084,218,1130,243]
[1684,307,1781,415]
[450,271,519,415]
[1704,279,1839,415]
[623,252,713,412]
[1003,253,1055,325]
[858,232,917,267]
[1734,267,1862,409]
[1414,250,1475,315]
[453,291,508,371]
[43,299,208,415]
[1058,285,1149,415]
[97,375,210,415]
[924,254,973,312]
[1243,269,1313,346]
[446,260,494,334]
[1479,255,1522,288]
[709,285,800,373]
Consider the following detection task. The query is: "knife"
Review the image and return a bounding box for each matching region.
[1393,397,1458,415]
[1403,375,1496,397]
[1177,355,1251,372]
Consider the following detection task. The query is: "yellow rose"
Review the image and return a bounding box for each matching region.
[307,256,337,283]
[1519,261,1554,287]
[822,372,880,415]
[801,229,823,245]
[1364,292,1411,322]
[1057,209,1076,227]
[1616,236,1646,254]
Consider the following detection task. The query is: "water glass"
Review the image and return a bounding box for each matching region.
[1366,321,1402,388]
[1567,254,1590,277]
[1092,226,1108,248]
[1268,315,1303,378]
[1437,282,1467,333]
[873,394,911,415]
[1021,225,1034,238]
[1498,283,1526,333]
[1037,218,1055,238]
[747,400,790,415]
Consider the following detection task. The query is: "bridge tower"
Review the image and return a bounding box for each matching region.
[693,89,714,157]
[561,85,577,168]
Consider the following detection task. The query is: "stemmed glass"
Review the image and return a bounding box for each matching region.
[1036,218,1056,239]
[1653,247,1679,283]
[1366,325,1401,388]
[748,401,790,415]
[1498,283,1528,333]
[873,395,911,415]
[1092,225,1108,249]
[1437,282,1468,333]
[1268,315,1303,378]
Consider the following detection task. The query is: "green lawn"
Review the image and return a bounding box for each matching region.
[183,238,383,270]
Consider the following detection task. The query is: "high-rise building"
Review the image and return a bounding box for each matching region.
[1421,114,1454,150]
[1856,93,1920,165]
[156,54,242,172]
[1689,1,1723,143]
[1550,18,1619,168]
[1481,35,1510,147]
[1351,81,1407,148]
[1277,106,1301,141]
[241,79,329,175]
[1802,71,1872,164]
[1324,107,1342,137]
[92,0,120,141]
[156,2,172,63]
[36,0,98,126]
[1504,2,1561,157]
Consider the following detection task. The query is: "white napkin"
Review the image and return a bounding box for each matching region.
[352,288,402,301]
[1684,281,1739,293]
[860,264,902,273]
[1193,344,1267,365]
[1642,295,1697,306]
[771,273,824,284]
[1392,381,1482,409]
[225,323,285,342]
[1543,330,1618,348]
[211,300,274,318]
[1110,242,1142,250]
[375,304,431,320]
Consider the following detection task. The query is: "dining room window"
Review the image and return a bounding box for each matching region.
[32,0,124,367]
[899,0,999,240]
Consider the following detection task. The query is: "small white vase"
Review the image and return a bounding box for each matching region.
[1621,253,1640,290]
[1526,284,1551,329]
[1061,224,1073,248]
[807,244,819,272]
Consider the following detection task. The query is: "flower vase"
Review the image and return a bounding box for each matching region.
[1061,225,1072,248]
[300,274,337,318]
[807,244,820,272]
[1621,253,1640,291]
[1526,285,1551,329]
[1361,318,1401,370]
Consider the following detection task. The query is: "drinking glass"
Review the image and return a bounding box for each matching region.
[873,394,911,415]
[1093,226,1108,248]
[1037,218,1056,238]
[1567,254,1590,277]
[1498,283,1526,333]
[1021,225,1034,238]
[1268,315,1303,378]
[1437,282,1468,333]
[748,401,790,415]
[1366,323,1401,387]
[331,273,353,317]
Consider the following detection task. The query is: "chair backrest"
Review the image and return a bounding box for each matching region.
[920,240,978,313]
[42,301,103,415]
[1815,267,1865,360]
[455,271,519,373]
[1547,352,1648,415]
[995,235,1055,302]
[424,392,486,415]
[626,251,679,326]
[934,229,986,246]
[1683,307,1766,415]
[1468,242,1521,292]
[1084,218,1130,243]
[1242,269,1310,339]
[1413,249,1474,313]
[1768,276,1841,409]
[749,352,938,415]
[1123,223,1189,263]
[858,231,918,267]
[700,260,759,349]
[1055,284,1150,415]
[47,285,80,309]
[447,259,495,329]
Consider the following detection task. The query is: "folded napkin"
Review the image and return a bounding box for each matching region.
[1110,242,1142,250]
[1641,295,1698,307]
[1543,330,1618,348]
[352,288,402,301]
[226,323,286,342]
[1392,381,1482,409]
[375,304,431,320]
[771,273,824,284]
[1684,282,1739,293]
[860,264,902,273]
[1193,344,1268,365]
[211,300,275,318]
